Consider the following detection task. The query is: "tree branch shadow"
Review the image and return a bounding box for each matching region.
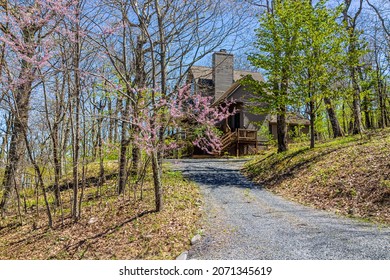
[63,209,155,258]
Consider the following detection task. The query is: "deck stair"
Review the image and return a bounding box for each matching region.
[219,129,258,156]
[220,130,238,153]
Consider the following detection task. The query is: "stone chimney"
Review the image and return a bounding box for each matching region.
[212,49,234,101]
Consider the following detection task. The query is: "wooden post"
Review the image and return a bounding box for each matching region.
[255,131,258,153]
[236,128,239,157]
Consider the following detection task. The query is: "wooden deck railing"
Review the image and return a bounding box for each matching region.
[219,129,258,155]
[237,129,257,142]
[220,130,237,152]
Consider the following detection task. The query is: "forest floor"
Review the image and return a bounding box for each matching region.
[0,165,201,259]
[244,128,390,225]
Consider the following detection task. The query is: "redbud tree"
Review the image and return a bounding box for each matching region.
[132,85,234,211]
[0,0,76,218]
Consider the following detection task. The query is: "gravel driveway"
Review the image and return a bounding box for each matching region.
[170,158,390,260]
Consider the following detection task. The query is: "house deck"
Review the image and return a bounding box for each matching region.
[220,128,259,156]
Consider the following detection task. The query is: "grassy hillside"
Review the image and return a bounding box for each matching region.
[244,128,390,225]
[0,164,202,259]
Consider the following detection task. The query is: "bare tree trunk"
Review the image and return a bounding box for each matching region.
[342,101,347,133]
[107,98,114,143]
[71,2,82,221]
[61,108,71,175]
[350,46,364,134]
[155,0,167,181]
[363,95,372,129]
[52,132,62,205]
[0,40,5,78]
[357,66,372,129]
[42,76,64,210]
[277,72,288,153]
[151,150,162,212]
[23,133,52,228]
[308,73,315,149]
[0,6,8,81]
[97,101,105,196]
[14,175,22,225]
[118,96,130,195]
[378,80,386,128]
[91,117,97,161]
[384,81,390,127]
[0,60,33,216]
[113,97,120,143]
[130,140,140,177]
[343,0,364,135]
[277,110,288,153]
[351,69,364,134]
[324,97,344,138]
[130,35,146,178]
[71,91,80,221]
[309,100,315,149]
[0,113,11,161]
[78,110,87,219]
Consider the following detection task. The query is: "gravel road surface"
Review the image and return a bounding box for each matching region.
[170,158,390,260]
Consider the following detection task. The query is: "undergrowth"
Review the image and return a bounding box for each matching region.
[0,163,201,260]
[244,128,390,225]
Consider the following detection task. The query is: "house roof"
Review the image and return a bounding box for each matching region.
[211,81,241,106]
[233,70,264,83]
[267,114,310,126]
[211,72,264,106]
[189,66,264,107]
[189,66,264,84]
[189,66,212,81]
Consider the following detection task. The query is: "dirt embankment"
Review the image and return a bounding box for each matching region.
[244,129,390,225]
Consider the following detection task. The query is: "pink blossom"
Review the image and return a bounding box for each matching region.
[130,86,235,155]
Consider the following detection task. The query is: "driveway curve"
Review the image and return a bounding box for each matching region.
[170,158,390,260]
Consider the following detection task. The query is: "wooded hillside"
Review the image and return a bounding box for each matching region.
[245,128,390,224]
[1,0,390,259]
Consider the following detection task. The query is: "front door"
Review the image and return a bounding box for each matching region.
[228,112,241,132]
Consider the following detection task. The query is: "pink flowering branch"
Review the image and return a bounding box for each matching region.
[0,0,77,91]
[130,86,235,155]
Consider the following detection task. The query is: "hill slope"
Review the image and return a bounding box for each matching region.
[244,129,390,224]
[0,166,201,260]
